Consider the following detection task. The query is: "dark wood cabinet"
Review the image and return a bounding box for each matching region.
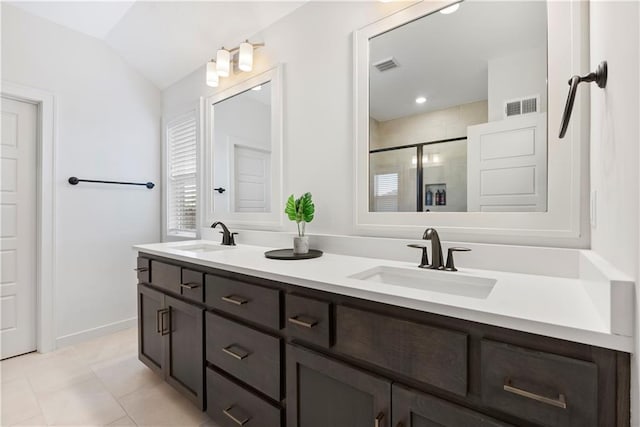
[392,383,512,427]
[137,253,631,427]
[137,284,165,375]
[137,283,205,409]
[286,344,391,427]
[165,295,204,409]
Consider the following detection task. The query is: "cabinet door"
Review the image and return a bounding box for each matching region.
[286,344,391,427]
[392,384,512,427]
[138,284,165,375]
[164,295,205,409]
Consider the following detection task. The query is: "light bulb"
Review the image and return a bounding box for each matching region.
[415,96,427,104]
[206,61,219,87]
[239,41,253,72]
[216,48,231,77]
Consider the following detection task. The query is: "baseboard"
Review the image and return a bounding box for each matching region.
[55,317,137,349]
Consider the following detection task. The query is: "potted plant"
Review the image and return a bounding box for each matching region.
[285,192,315,254]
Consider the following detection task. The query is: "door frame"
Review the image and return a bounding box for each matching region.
[1,81,56,353]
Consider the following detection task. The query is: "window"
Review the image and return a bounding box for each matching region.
[166,113,197,236]
[374,173,399,212]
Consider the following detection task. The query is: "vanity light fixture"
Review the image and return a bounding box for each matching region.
[440,3,460,14]
[216,48,231,77]
[207,41,265,87]
[238,41,254,72]
[206,60,219,87]
[415,96,427,104]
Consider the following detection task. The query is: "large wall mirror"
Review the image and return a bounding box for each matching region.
[369,1,547,213]
[355,1,589,243]
[204,66,283,229]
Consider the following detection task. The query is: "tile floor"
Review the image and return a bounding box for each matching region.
[1,328,219,426]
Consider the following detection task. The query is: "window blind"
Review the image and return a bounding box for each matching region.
[167,114,197,235]
[374,173,399,212]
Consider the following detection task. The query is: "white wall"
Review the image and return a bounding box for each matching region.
[589,2,640,425]
[487,47,547,122]
[163,1,410,236]
[1,5,161,345]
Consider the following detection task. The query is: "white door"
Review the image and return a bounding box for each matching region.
[467,112,547,212]
[1,97,37,359]
[230,144,271,213]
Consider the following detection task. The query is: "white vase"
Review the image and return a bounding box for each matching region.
[293,236,309,254]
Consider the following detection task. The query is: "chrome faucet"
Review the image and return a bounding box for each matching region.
[210,221,237,246]
[423,228,444,270]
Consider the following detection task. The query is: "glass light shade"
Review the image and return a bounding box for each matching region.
[206,61,219,87]
[216,49,231,77]
[238,42,253,72]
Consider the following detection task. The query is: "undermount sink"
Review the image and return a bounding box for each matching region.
[174,243,233,253]
[350,266,496,299]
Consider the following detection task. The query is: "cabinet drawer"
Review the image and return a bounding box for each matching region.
[180,269,204,303]
[334,305,468,396]
[206,312,281,400]
[205,275,280,330]
[480,339,598,427]
[285,294,332,348]
[206,368,281,427]
[136,257,150,284]
[150,260,181,294]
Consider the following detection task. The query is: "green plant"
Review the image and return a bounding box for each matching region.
[285,192,315,237]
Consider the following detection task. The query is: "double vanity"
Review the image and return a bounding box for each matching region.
[133,238,633,427]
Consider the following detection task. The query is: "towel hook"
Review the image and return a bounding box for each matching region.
[559,61,607,138]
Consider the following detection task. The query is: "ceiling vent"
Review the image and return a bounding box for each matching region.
[504,95,539,118]
[373,57,399,72]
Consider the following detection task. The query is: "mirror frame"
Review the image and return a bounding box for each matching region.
[203,65,284,230]
[354,0,590,246]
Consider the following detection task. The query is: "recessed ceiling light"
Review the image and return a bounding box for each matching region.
[440,3,460,14]
[415,96,427,104]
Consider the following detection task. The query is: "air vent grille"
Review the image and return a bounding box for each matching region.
[522,97,537,114]
[373,57,399,72]
[504,95,540,118]
[505,101,521,117]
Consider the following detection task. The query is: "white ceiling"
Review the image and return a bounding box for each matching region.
[369,0,547,121]
[10,1,305,89]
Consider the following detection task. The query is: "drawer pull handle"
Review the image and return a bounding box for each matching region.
[374,411,385,427]
[180,282,200,289]
[288,315,317,328]
[222,345,250,361]
[223,405,251,426]
[134,267,149,272]
[222,295,249,305]
[503,380,567,409]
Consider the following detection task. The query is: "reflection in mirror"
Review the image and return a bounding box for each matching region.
[213,82,272,213]
[369,1,548,213]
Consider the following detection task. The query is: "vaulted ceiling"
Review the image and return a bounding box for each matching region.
[9,1,305,89]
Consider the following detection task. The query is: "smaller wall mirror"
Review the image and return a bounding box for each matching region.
[204,66,283,229]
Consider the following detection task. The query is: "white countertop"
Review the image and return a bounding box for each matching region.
[133,240,635,352]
